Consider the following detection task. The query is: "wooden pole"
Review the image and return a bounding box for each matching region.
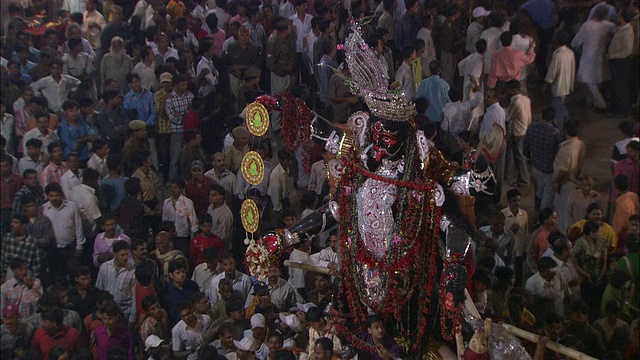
[283,260,332,275]
[501,324,598,360]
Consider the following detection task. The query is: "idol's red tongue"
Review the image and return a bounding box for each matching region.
[374,149,385,162]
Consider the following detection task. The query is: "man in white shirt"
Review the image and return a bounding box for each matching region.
[41,182,85,284]
[440,91,483,157]
[289,0,312,53]
[478,88,505,202]
[544,31,575,130]
[19,139,46,176]
[172,303,214,360]
[308,149,333,197]
[83,0,106,30]
[502,189,528,287]
[30,60,81,113]
[95,240,136,324]
[505,80,531,187]
[479,12,506,76]
[288,239,313,298]
[62,0,85,16]
[205,153,238,198]
[133,46,158,92]
[279,0,296,19]
[457,40,485,133]
[191,247,222,293]
[509,21,533,95]
[154,32,180,63]
[525,256,569,318]
[608,9,634,116]
[395,45,416,102]
[60,153,82,199]
[268,149,293,213]
[207,184,234,251]
[549,237,580,302]
[246,265,303,311]
[162,177,198,257]
[466,7,489,54]
[196,37,220,97]
[69,168,102,235]
[310,232,340,270]
[207,253,252,305]
[22,112,59,155]
[86,138,109,178]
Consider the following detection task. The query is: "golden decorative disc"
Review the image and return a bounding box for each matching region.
[241,151,264,185]
[246,102,270,137]
[241,199,260,233]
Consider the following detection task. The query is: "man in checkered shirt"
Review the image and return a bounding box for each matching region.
[523,106,564,210]
[165,74,194,182]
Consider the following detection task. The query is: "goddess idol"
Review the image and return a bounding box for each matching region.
[244,20,527,359]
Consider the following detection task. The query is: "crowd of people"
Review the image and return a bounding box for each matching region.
[0,0,639,359]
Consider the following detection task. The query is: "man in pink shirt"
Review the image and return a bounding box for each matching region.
[488,31,536,89]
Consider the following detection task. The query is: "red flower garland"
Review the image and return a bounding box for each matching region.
[335,149,442,352]
[279,94,314,173]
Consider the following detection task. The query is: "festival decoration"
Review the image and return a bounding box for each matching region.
[240,199,260,234]
[245,102,270,137]
[241,151,265,186]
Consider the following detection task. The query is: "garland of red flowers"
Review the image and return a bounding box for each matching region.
[279,94,314,172]
[439,254,468,341]
[334,148,442,353]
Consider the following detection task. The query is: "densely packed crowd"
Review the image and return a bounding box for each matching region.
[0,0,639,359]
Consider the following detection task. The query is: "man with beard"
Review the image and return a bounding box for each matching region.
[99,36,133,93]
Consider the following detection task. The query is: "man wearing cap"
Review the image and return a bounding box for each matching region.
[249,266,302,312]
[525,256,569,318]
[466,7,490,54]
[232,336,258,360]
[278,313,304,348]
[236,67,262,112]
[97,89,129,154]
[179,129,206,182]
[154,72,174,181]
[246,313,269,359]
[1,303,35,356]
[165,74,195,181]
[245,281,277,317]
[122,120,149,176]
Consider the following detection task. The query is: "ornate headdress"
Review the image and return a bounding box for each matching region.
[338,20,416,122]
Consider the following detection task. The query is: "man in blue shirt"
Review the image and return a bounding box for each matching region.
[416,60,451,122]
[57,100,96,162]
[161,259,200,326]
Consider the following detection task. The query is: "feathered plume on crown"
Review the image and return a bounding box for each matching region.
[336,18,417,122]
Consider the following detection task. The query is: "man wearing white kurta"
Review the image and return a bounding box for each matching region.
[571,8,615,110]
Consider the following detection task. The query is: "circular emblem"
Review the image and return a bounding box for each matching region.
[246,102,270,137]
[241,199,260,234]
[241,151,264,185]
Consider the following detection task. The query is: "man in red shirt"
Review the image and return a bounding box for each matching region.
[1,154,24,236]
[190,214,224,266]
[31,307,80,359]
[488,31,536,89]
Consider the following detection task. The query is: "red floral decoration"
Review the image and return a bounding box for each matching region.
[333,149,442,353]
[279,94,314,172]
